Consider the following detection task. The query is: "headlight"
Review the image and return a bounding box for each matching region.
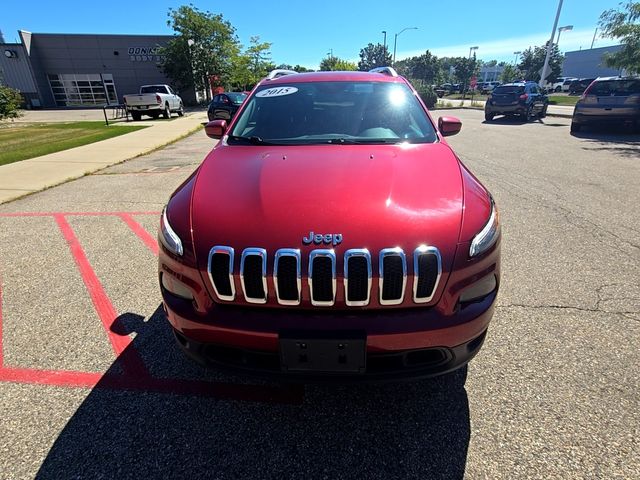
[469,199,500,257]
[160,206,183,256]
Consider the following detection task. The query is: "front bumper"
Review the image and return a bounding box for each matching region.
[161,283,497,380]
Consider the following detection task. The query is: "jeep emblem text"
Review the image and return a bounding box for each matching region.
[302,231,343,246]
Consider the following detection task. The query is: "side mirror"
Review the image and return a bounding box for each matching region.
[205,119,227,139]
[438,116,462,137]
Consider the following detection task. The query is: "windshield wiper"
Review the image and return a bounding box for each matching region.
[228,135,279,145]
[327,138,401,145]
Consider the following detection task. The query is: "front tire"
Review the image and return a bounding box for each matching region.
[484,112,495,122]
[524,104,534,122]
[555,86,562,93]
[177,103,184,117]
[570,122,581,133]
[163,103,171,119]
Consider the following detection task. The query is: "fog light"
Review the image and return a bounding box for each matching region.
[161,273,194,300]
[459,274,496,303]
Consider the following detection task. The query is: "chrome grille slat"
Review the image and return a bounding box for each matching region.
[207,245,441,306]
[274,249,301,305]
[207,246,235,301]
[308,249,336,306]
[379,248,407,305]
[413,245,442,303]
[240,248,267,304]
[344,249,372,306]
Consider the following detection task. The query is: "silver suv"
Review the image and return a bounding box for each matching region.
[570,77,640,133]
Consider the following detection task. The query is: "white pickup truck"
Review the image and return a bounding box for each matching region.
[123,85,184,120]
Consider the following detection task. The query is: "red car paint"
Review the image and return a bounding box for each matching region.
[159,70,500,380]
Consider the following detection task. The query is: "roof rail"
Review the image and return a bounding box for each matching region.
[369,66,399,77]
[266,69,299,80]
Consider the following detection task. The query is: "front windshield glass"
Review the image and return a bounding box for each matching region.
[228,81,437,145]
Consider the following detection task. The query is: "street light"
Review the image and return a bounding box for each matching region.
[468,46,479,59]
[556,25,573,47]
[392,27,418,65]
[382,30,387,54]
[513,51,521,65]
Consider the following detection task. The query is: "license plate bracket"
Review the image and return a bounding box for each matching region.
[279,331,366,374]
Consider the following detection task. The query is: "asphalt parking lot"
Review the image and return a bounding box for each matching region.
[0,109,638,479]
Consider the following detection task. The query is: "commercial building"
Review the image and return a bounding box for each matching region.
[0,30,197,108]
[562,45,625,78]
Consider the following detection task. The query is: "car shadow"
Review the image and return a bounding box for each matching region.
[482,115,542,126]
[572,127,640,159]
[35,306,472,479]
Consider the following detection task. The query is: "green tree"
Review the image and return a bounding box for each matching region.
[320,56,357,71]
[500,64,521,83]
[405,50,441,86]
[453,56,479,93]
[599,1,640,74]
[0,85,23,120]
[246,36,273,84]
[518,42,563,83]
[161,5,240,102]
[357,43,392,71]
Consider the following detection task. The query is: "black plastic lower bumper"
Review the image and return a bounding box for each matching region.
[172,327,488,383]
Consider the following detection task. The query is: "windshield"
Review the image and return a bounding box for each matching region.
[228,81,438,145]
[493,85,524,95]
[227,93,247,104]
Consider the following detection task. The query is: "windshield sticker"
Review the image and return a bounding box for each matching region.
[256,87,298,98]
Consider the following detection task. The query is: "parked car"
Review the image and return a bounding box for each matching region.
[550,77,572,93]
[207,92,248,121]
[568,78,596,95]
[561,77,578,92]
[481,81,501,94]
[158,67,501,381]
[123,84,183,121]
[484,82,548,121]
[570,76,640,133]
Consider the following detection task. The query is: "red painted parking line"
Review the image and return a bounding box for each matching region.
[119,213,159,255]
[0,213,304,404]
[0,211,160,217]
[0,276,4,368]
[54,214,149,378]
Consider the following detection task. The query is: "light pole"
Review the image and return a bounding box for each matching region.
[382,30,387,54]
[392,27,418,65]
[556,25,573,49]
[540,0,564,87]
[468,46,479,59]
[466,46,479,99]
[513,51,521,65]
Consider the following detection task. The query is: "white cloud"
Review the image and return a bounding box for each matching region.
[396,28,619,62]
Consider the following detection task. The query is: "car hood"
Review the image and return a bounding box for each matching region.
[191,142,463,267]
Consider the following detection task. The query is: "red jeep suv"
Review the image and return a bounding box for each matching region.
[158,68,501,381]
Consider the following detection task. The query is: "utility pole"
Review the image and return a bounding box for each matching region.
[540,0,563,87]
[591,28,598,49]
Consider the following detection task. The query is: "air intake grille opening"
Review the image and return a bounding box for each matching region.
[210,252,233,298]
[242,254,265,300]
[347,256,369,303]
[415,253,439,299]
[381,255,404,301]
[276,255,299,302]
[312,257,333,301]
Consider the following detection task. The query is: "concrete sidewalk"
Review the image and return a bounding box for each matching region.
[0,111,208,204]
[436,98,575,117]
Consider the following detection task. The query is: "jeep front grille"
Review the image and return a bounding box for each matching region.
[207,245,441,307]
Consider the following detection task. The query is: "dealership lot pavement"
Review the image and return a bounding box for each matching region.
[0,110,638,479]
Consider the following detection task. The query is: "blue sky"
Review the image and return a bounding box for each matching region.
[2,0,622,68]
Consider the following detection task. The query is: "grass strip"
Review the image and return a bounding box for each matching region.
[0,122,147,166]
